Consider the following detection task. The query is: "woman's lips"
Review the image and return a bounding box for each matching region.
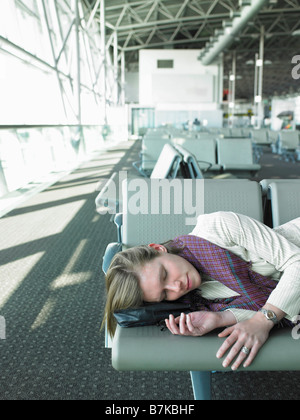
[187,274,191,290]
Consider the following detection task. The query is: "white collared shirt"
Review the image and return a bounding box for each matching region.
[190,211,300,323]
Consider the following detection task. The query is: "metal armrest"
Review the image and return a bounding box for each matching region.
[114,213,123,243]
[102,242,122,275]
[197,160,213,173]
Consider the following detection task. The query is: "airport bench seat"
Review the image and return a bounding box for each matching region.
[121,179,263,248]
[150,143,182,179]
[250,129,271,146]
[277,131,300,162]
[260,179,300,197]
[217,138,261,177]
[279,131,299,150]
[174,144,204,179]
[266,181,300,227]
[173,137,221,172]
[104,178,300,400]
[136,137,171,175]
[112,325,300,372]
[112,325,300,400]
[133,143,182,179]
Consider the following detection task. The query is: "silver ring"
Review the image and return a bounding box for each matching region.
[241,346,250,355]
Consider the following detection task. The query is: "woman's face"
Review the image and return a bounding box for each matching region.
[138,244,202,303]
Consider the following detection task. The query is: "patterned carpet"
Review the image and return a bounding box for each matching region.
[0,140,299,400]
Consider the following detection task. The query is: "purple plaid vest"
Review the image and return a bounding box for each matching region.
[169,235,292,327]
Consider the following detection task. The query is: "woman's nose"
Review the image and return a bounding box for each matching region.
[165,281,181,292]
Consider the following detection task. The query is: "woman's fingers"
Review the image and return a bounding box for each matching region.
[179,313,188,333]
[216,319,269,370]
[165,314,183,334]
[216,327,236,359]
[216,328,248,369]
[165,314,179,334]
[217,332,250,370]
[165,313,194,336]
[186,314,196,334]
[220,339,248,369]
[230,343,260,370]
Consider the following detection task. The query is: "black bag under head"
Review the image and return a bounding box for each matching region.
[114,301,191,328]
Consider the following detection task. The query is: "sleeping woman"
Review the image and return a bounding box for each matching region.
[102,212,300,370]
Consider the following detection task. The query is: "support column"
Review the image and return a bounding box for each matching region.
[254,26,264,128]
[228,51,236,128]
[74,0,82,126]
[113,31,119,105]
[121,50,125,106]
[100,0,107,124]
[257,26,265,128]
[74,0,84,152]
[190,371,212,400]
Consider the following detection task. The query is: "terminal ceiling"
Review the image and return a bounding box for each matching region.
[83,0,300,101]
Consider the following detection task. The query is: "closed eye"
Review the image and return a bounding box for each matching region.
[160,268,168,301]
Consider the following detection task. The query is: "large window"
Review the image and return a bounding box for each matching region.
[0,1,127,197]
[0,0,109,125]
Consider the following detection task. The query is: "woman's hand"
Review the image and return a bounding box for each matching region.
[165,310,236,337]
[216,305,285,370]
[216,314,273,370]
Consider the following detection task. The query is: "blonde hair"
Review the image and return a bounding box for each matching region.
[101,246,161,337]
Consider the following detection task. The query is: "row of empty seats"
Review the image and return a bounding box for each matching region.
[135,133,261,179]
[271,131,300,162]
[102,178,300,400]
[245,128,300,162]
[210,126,251,138]
[141,127,300,167]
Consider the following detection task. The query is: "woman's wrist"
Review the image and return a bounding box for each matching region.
[218,310,237,328]
[252,303,286,331]
[251,311,275,332]
[262,303,286,321]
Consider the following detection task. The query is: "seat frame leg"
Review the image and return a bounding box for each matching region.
[190,371,211,400]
